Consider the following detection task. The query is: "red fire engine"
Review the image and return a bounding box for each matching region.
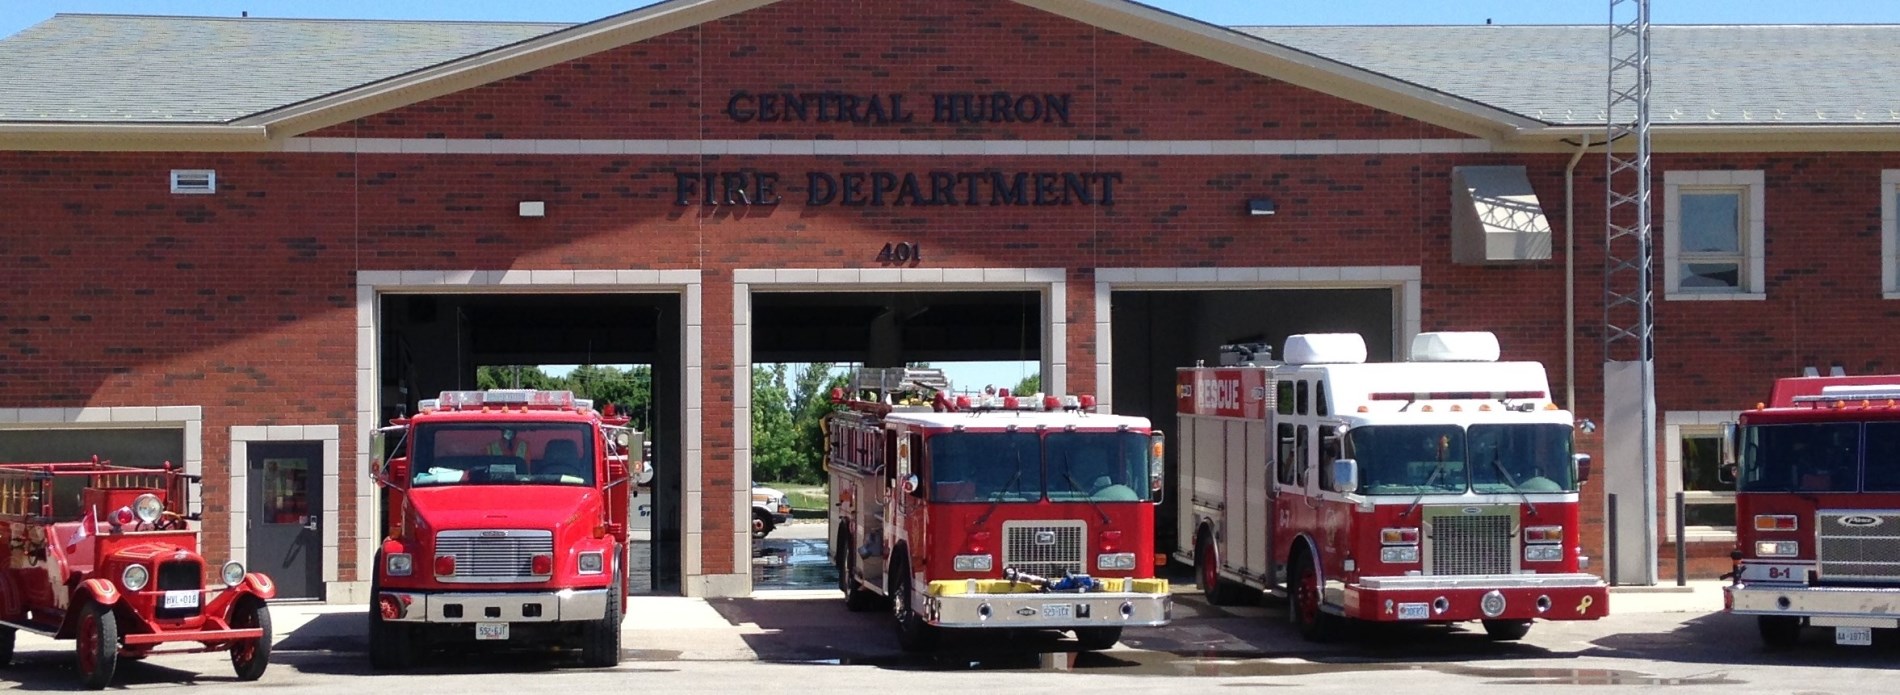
[1722,374,1900,648]
[1175,332,1608,641]
[368,389,641,668]
[0,458,274,689]
[825,368,1171,652]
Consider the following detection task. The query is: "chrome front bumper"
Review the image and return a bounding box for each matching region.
[1728,582,1900,627]
[921,591,1172,629]
[381,588,610,624]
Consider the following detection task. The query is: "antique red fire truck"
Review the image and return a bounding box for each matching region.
[1175,332,1607,641]
[0,457,275,689]
[369,389,641,668]
[825,367,1171,652]
[1722,374,1900,648]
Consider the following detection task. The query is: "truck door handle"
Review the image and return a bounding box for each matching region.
[302,514,320,532]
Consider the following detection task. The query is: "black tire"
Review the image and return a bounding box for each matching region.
[1072,626,1123,651]
[889,553,940,652]
[581,549,624,668]
[752,509,775,539]
[0,626,13,667]
[1481,619,1532,641]
[839,531,877,612]
[76,601,118,690]
[1759,615,1802,650]
[368,565,420,671]
[229,596,272,681]
[1196,531,1239,606]
[1289,555,1338,643]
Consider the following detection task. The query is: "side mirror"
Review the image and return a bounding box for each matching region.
[1330,458,1359,494]
[1718,462,1738,485]
[902,474,922,498]
[1573,453,1593,485]
[1149,431,1167,503]
[1720,422,1738,467]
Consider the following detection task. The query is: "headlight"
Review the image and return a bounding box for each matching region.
[578,551,605,574]
[952,554,994,572]
[1524,545,1565,563]
[386,553,413,577]
[222,561,246,587]
[1096,553,1138,571]
[1756,541,1800,557]
[133,493,163,525]
[1380,546,1420,564]
[121,564,150,592]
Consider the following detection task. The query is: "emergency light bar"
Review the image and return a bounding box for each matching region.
[1368,390,1547,401]
[422,389,588,412]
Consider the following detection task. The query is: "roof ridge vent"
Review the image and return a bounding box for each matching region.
[170,169,216,194]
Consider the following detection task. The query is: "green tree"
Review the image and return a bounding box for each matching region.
[567,364,654,432]
[1013,373,1042,397]
[476,365,561,390]
[750,364,799,484]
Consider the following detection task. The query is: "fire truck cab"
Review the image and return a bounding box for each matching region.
[1175,332,1608,641]
[1722,375,1900,648]
[368,389,641,668]
[825,368,1171,652]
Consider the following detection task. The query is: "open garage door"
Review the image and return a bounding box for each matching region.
[1110,288,1395,557]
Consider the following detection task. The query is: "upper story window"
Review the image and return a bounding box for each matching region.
[1882,170,1900,298]
[1664,170,1765,300]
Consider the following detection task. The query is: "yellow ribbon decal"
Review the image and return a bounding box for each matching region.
[1576,595,1595,614]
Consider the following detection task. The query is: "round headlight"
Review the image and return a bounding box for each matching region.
[121,564,150,592]
[222,561,246,587]
[133,493,163,525]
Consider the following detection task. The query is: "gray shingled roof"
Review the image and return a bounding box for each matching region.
[0,15,564,122]
[2,13,1897,127]
[1241,25,1900,126]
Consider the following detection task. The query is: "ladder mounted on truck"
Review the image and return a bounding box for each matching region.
[832,366,952,415]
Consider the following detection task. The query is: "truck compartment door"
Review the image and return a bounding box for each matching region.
[1222,419,1249,576]
[1245,419,1271,578]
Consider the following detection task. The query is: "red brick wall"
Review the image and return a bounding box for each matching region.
[6,0,1900,585]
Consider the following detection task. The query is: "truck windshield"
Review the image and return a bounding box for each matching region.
[1739,422,1861,493]
[410,422,596,487]
[1046,431,1153,502]
[1469,424,1577,493]
[929,432,1042,503]
[1346,425,1467,495]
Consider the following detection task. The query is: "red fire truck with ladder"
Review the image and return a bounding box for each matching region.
[1721,374,1900,648]
[1175,332,1608,641]
[368,389,641,668]
[825,367,1171,652]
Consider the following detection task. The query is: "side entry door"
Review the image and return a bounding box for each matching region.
[248,441,324,600]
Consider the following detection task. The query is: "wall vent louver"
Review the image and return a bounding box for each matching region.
[169,169,216,194]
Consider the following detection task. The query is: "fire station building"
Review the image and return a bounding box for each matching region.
[2,0,1896,599]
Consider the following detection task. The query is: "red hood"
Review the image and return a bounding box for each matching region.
[407,485,598,532]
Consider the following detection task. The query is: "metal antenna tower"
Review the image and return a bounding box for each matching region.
[1603,0,1656,585]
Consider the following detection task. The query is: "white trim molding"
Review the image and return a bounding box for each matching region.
[1091,266,1423,411]
[1663,170,1767,301]
[229,424,341,597]
[284,137,1494,156]
[1882,170,1900,299]
[0,405,204,491]
[354,269,703,597]
[1663,410,1741,543]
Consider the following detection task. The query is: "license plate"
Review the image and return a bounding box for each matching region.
[162,591,199,609]
[475,622,510,641]
[1397,602,1430,620]
[1040,603,1073,619]
[1836,626,1874,646]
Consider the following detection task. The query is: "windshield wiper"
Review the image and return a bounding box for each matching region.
[1061,469,1112,526]
[1402,457,1454,520]
[974,445,1029,527]
[1488,447,1539,517]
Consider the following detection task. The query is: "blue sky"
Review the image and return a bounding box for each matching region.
[7,0,1900,38]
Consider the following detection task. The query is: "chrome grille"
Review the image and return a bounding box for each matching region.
[1002,521,1085,579]
[1428,514,1514,576]
[1817,510,1900,582]
[435,529,554,583]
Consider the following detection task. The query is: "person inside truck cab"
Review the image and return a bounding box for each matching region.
[485,427,529,460]
[1062,444,1139,501]
[535,439,590,483]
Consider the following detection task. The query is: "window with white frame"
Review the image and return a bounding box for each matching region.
[1882,170,1900,297]
[1666,414,1737,541]
[1664,170,1765,299]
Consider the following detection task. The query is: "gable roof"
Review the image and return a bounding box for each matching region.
[3,0,1899,151]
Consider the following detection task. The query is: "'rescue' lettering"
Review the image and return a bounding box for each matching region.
[1197,375,1241,412]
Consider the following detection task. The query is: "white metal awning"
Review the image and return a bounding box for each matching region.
[1451,165,1552,264]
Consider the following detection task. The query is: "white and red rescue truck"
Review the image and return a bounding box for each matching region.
[825,368,1171,652]
[1175,332,1608,641]
[368,389,642,668]
[1721,374,1900,648]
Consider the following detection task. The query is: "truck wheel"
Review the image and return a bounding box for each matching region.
[890,555,940,652]
[1289,556,1338,643]
[1481,619,1532,641]
[1196,532,1239,606]
[1072,626,1123,651]
[838,532,877,612]
[1758,615,1802,650]
[0,626,13,667]
[581,555,624,668]
[76,601,118,690]
[229,596,272,680]
[752,509,776,539]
